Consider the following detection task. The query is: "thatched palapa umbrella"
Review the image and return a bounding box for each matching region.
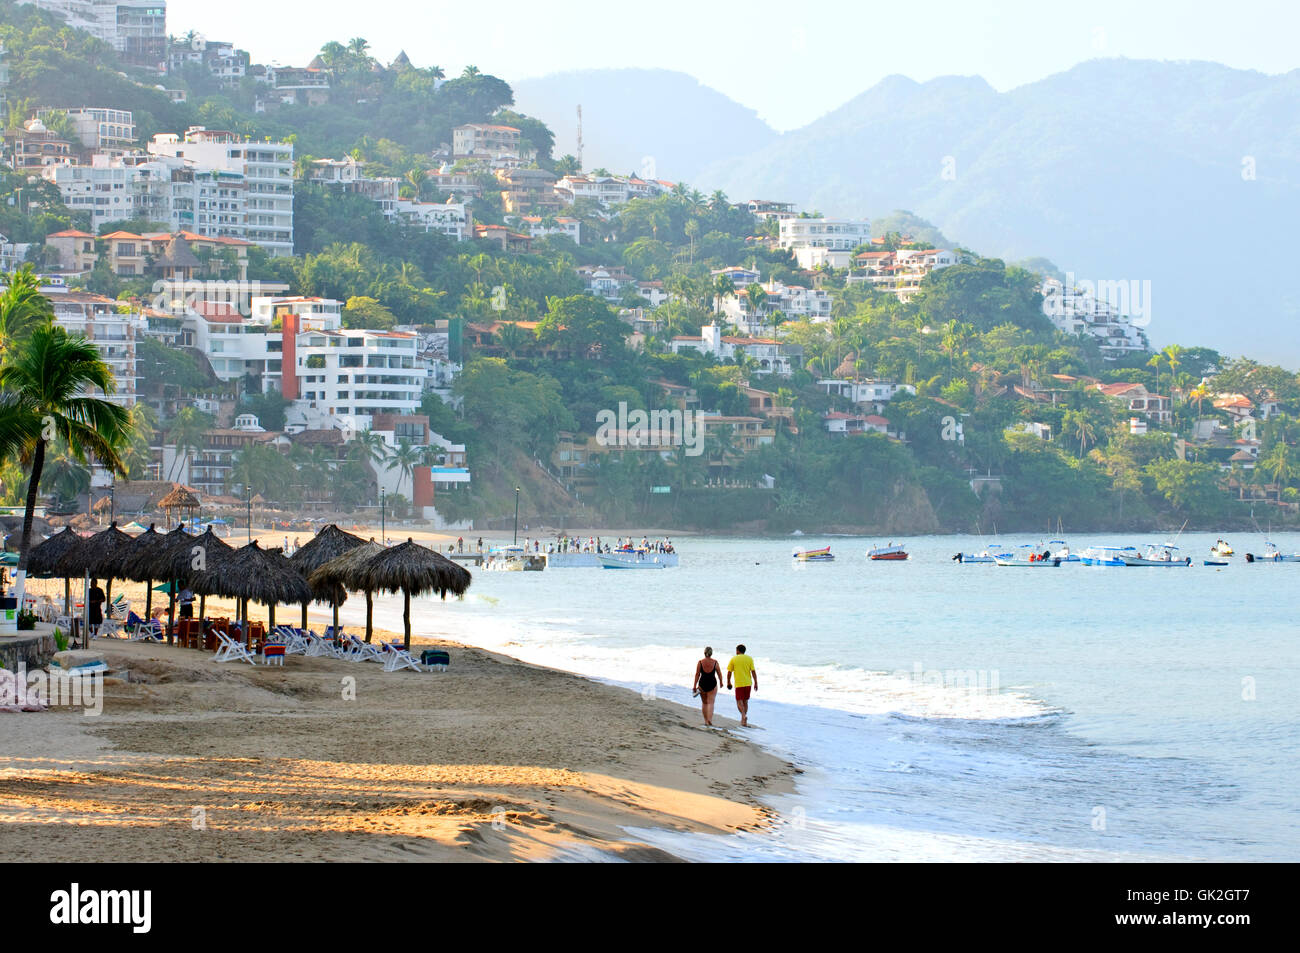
[189,541,311,637]
[142,525,232,629]
[158,485,200,529]
[120,524,167,621]
[309,540,383,643]
[288,524,365,632]
[351,538,472,650]
[53,521,136,605]
[24,526,84,614]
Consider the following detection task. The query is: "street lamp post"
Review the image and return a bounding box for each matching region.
[247,485,252,543]
[380,487,386,545]
[513,486,521,545]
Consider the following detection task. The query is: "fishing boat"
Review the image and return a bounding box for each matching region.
[1244,542,1300,563]
[866,544,909,560]
[995,553,1061,567]
[793,546,834,561]
[1119,543,1191,567]
[952,548,1009,563]
[483,545,527,571]
[1048,539,1080,562]
[598,550,674,569]
[1204,560,1229,567]
[1080,546,1137,566]
[1210,539,1234,557]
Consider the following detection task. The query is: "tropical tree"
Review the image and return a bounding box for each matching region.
[166,406,211,481]
[1259,441,1298,489]
[385,438,424,497]
[0,323,132,570]
[0,265,54,362]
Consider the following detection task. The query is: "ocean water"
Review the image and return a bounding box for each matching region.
[340,533,1300,862]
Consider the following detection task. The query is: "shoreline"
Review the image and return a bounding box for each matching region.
[0,581,796,862]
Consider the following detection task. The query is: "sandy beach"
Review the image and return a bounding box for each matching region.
[0,580,794,862]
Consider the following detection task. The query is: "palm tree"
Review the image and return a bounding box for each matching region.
[403,168,427,200]
[166,406,209,481]
[385,439,423,497]
[1064,410,1097,457]
[1147,351,1166,396]
[1259,442,1297,489]
[495,321,530,359]
[461,65,481,78]
[0,266,54,363]
[0,323,131,572]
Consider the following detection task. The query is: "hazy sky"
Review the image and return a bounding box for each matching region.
[167,0,1299,131]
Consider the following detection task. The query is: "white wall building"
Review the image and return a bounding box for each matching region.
[1040,277,1149,359]
[671,324,795,376]
[393,199,471,240]
[148,127,293,255]
[778,217,870,269]
[50,291,141,407]
[18,1,167,69]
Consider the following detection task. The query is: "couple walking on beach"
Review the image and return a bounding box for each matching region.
[693,645,757,728]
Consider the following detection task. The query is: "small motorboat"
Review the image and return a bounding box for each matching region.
[867,544,908,560]
[1244,542,1300,563]
[483,545,527,571]
[1210,539,1234,557]
[995,555,1061,567]
[1204,560,1229,567]
[1080,546,1137,566]
[793,546,834,562]
[1048,539,1080,562]
[1120,544,1191,567]
[598,550,673,569]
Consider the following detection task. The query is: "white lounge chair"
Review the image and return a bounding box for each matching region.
[212,630,257,665]
[380,641,424,673]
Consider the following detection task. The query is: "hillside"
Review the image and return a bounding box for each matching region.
[697,60,1300,363]
[512,68,778,183]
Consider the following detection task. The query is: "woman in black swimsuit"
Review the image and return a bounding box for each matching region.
[693,646,720,727]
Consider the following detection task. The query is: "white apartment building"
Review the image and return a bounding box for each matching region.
[818,378,916,412]
[37,107,135,151]
[710,265,761,288]
[779,217,871,269]
[553,174,669,207]
[18,1,167,68]
[49,291,141,407]
[308,158,400,219]
[671,324,795,376]
[847,248,961,300]
[452,124,533,162]
[148,127,293,255]
[719,279,833,334]
[509,214,581,243]
[167,37,248,86]
[1040,277,1149,359]
[576,264,633,300]
[293,327,424,419]
[393,200,471,240]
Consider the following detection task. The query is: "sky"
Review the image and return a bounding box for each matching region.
[166,0,1300,131]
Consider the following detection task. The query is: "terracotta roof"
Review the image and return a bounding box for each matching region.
[47,229,95,239]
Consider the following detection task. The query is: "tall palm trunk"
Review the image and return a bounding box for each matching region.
[17,437,46,572]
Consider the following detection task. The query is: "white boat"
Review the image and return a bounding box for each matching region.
[1080,546,1136,566]
[1210,539,1234,557]
[1120,544,1191,567]
[1245,542,1300,563]
[866,544,909,561]
[952,546,1011,563]
[598,550,675,569]
[483,545,527,571]
[1048,539,1080,562]
[995,554,1061,567]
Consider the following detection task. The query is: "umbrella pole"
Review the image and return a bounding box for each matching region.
[268,602,275,632]
[199,593,206,620]
[145,579,152,620]
[365,591,373,643]
[332,599,339,639]
[301,602,308,630]
[167,585,176,643]
[63,578,70,615]
[403,589,411,651]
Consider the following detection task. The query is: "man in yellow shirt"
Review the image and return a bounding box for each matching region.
[726,644,758,727]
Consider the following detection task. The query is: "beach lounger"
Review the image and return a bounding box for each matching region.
[212,630,257,665]
[95,618,126,639]
[127,618,163,642]
[304,631,344,659]
[342,635,385,663]
[380,641,424,673]
[271,625,309,655]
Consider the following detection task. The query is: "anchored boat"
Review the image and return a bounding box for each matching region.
[793,546,834,562]
[1120,544,1192,567]
[1211,539,1234,557]
[1245,542,1300,563]
[598,549,675,569]
[867,544,909,561]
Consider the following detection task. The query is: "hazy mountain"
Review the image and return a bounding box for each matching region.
[701,60,1300,364]
[511,68,778,183]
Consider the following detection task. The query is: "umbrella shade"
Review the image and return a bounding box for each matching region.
[121,525,192,582]
[189,541,312,606]
[53,523,135,581]
[349,539,472,650]
[24,526,86,576]
[308,541,386,591]
[153,581,183,593]
[289,524,366,575]
[1,551,18,566]
[352,540,472,599]
[158,486,200,510]
[155,527,235,584]
[121,521,148,534]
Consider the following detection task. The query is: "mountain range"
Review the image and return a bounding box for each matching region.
[514,60,1300,365]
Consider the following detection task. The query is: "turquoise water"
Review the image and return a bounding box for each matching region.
[343,532,1300,861]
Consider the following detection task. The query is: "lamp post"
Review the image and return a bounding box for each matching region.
[246,485,252,543]
[380,487,386,545]
[513,486,521,545]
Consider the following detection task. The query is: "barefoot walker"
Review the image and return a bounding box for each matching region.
[726,644,757,727]
[693,646,721,727]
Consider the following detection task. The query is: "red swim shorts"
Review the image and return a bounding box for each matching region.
[734,686,751,701]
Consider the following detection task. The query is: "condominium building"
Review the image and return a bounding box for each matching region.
[49,291,141,407]
[308,158,399,219]
[393,200,471,240]
[495,167,561,213]
[148,127,293,255]
[553,174,669,207]
[778,217,871,269]
[720,279,833,333]
[1040,277,1149,359]
[847,248,962,301]
[36,107,135,152]
[18,1,167,70]
[167,37,249,86]
[671,323,797,376]
[452,123,533,162]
